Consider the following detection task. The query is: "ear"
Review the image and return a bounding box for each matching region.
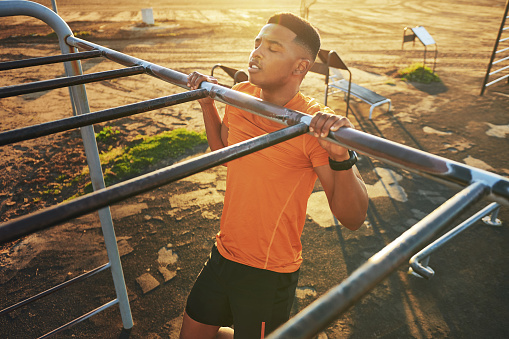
[293,59,311,75]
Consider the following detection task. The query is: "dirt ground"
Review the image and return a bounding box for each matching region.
[1,0,509,338]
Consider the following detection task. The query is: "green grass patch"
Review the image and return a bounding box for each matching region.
[99,128,207,186]
[75,31,92,37]
[398,63,441,84]
[96,126,120,144]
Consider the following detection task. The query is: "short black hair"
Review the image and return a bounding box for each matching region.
[267,12,321,60]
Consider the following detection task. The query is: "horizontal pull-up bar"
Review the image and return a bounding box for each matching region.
[268,181,489,339]
[0,123,308,245]
[0,65,145,98]
[0,89,208,146]
[0,50,102,71]
[66,36,509,206]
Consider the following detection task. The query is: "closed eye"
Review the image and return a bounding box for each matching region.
[253,37,283,52]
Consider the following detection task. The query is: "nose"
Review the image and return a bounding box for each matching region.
[250,48,260,60]
[251,43,264,59]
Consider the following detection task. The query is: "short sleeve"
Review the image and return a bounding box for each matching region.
[304,136,330,168]
[223,82,246,128]
[223,105,230,128]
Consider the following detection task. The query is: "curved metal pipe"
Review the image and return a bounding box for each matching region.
[409,202,501,279]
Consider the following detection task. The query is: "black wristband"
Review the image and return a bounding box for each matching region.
[329,150,358,171]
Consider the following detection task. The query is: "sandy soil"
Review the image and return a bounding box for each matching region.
[1,0,509,338]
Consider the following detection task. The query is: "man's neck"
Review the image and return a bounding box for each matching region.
[259,85,300,107]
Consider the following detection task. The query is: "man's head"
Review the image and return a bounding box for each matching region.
[266,12,321,61]
[248,13,321,93]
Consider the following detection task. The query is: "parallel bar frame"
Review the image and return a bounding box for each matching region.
[1,1,508,338]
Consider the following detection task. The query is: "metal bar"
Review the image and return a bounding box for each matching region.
[0,263,111,316]
[1,0,134,329]
[65,37,509,207]
[0,89,208,146]
[409,202,500,279]
[492,55,509,64]
[495,46,509,54]
[268,182,489,339]
[37,299,119,339]
[0,66,145,98]
[0,50,102,71]
[486,73,509,87]
[67,36,189,87]
[0,123,309,245]
[50,0,58,13]
[489,64,509,75]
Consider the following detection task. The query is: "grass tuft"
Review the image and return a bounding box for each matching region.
[398,63,441,84]
[98,128,207,187]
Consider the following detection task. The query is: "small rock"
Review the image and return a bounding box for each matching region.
[158,247,178,266]
[201,210,220,220]
[144,215,152,221]
[117,239,134,257]
[158,266,177,282]
[136,273,160,294]
[296,286,317,299]
[175,239,193,247]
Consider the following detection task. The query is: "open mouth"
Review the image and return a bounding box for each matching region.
[248,60,261,72]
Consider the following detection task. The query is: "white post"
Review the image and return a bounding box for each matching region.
[141,8,154,25]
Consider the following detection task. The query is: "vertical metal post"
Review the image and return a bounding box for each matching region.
[50,0,58,13]
[63,55,134,330]
[482,204,502,226]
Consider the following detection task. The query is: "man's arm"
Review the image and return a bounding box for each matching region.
[187,72,228,150]
[310,112,369,230]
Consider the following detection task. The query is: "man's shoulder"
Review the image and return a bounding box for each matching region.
[232,81,257,95]
[292,93,335,116]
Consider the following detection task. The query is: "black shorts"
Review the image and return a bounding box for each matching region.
[185,244,300,339]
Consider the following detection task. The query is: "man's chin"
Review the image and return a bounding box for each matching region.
[247,74,260,87]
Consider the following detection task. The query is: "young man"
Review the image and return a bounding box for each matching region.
[180,12,368,339]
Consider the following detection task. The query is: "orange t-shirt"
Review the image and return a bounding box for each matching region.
[216,82,334,273]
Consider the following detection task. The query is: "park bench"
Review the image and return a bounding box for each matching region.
[311,49,391,119]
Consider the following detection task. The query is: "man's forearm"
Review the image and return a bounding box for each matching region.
[330,168,368,230]
[200,102,225,151]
